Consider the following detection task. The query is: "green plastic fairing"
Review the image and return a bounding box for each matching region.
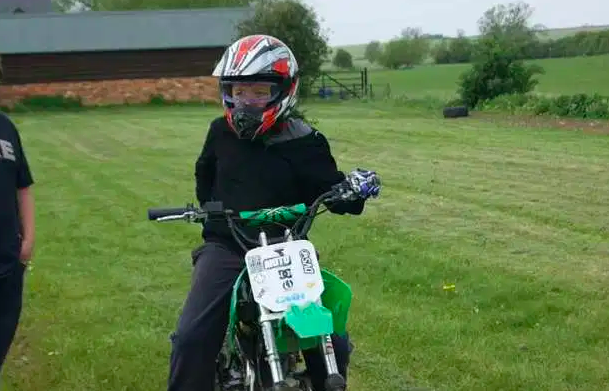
[284,302,334,339]
[227,268,353,354]
[238,204,307,226]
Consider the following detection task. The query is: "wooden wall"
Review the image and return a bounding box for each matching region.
[0,46,225,85]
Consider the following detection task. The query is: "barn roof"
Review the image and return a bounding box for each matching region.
[0,7,253,54]
[0,0,52,14]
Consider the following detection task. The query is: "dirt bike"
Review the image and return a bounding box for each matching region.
[147,185,375,391]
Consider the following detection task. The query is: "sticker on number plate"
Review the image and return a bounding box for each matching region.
[245,240,324,312]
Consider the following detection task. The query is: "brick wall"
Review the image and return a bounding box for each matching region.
[0,76,221,108]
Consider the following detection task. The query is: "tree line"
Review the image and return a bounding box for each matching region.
[329,7,609,69]
[432,28,609,65]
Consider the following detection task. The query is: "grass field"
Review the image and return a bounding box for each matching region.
[1,103,609,391]
[322,54,609,100]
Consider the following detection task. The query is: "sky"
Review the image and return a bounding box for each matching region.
[301,0,608,46]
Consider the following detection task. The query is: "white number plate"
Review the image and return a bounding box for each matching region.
[244,239,324,312]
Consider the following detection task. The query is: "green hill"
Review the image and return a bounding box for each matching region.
[329,24,609,66]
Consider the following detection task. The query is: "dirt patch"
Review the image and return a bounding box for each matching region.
[470,111,609,134]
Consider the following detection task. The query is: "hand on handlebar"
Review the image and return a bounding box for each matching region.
[334,168,381,201]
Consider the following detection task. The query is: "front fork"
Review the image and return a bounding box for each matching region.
[256,231,346,391]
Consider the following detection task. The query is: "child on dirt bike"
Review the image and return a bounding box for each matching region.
[167,34,381,391]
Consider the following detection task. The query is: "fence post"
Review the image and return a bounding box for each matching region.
[360,69,364,97]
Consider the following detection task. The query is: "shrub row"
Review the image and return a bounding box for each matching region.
[3,92,609,122]
[478,93,609,119]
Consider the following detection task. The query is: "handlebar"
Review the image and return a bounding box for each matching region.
[148,207,190,221]
[147,188,348,251]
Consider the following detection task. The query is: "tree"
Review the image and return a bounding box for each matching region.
[447,30,474,63]
[432,39,451,64]
[332,49,353,69]
[378,28,430,69]
[237,0,330,95]
[400,27,423,39]
[475,1,542,59]
[364,41,382,64]
[432,30,473,64]
[457,1,544,108]
[52,0,249,11]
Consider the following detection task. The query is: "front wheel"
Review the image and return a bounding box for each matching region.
[297,377,313,391]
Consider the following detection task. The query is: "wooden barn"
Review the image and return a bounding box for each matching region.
[0,7,252,85]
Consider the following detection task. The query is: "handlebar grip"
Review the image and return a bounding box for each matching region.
[147,207,189,220]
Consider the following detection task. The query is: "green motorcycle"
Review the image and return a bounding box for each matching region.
[148,186,369,391]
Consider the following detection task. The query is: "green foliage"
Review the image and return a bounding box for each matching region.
[0,95,84,113]
[332,49,353,69]
[423,0,609,65]
[526,29,609,59]
[433,30,474,64]
[378,28,431,69]
[432,28,609,65]
[237,0,330,97]
[364,41,383,64]
[458,43,544,108]
[457,2,545,108]
[476,1,541,56]
[459,28,609,63]
[480,93,609,119]
[0,94,220,114]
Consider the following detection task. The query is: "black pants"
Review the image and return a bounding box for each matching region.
[0,263,25,374]
[168,242,352,391]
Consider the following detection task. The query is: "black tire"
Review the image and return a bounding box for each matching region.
[443,105,469,118]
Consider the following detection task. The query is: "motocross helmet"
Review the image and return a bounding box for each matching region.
[212,34,300,140]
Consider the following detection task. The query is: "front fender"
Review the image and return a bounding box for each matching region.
[228,267,353,354]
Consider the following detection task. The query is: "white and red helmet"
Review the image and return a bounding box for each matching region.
[212,34,300,140]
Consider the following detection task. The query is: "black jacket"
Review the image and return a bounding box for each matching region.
[194,116,364,250]
[0,113,34,277]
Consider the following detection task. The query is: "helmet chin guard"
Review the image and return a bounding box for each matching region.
[231,107,264,139]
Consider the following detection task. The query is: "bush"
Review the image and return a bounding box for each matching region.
[479,93,609,119]
[0,94,220,114]
[332,49,353,69]
[546,94,609,119]
[458,51,544,108]
[0,95,84,112]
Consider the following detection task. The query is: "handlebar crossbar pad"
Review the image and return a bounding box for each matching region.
[238,203,307,226]
[148,207,189,220]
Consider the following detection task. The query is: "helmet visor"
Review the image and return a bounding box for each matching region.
[221,81,282,109]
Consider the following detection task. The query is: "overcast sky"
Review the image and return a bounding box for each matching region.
[301,0,608,46]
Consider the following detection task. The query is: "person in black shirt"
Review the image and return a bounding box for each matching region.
[166,35,381,391]
[0,113,35,373]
